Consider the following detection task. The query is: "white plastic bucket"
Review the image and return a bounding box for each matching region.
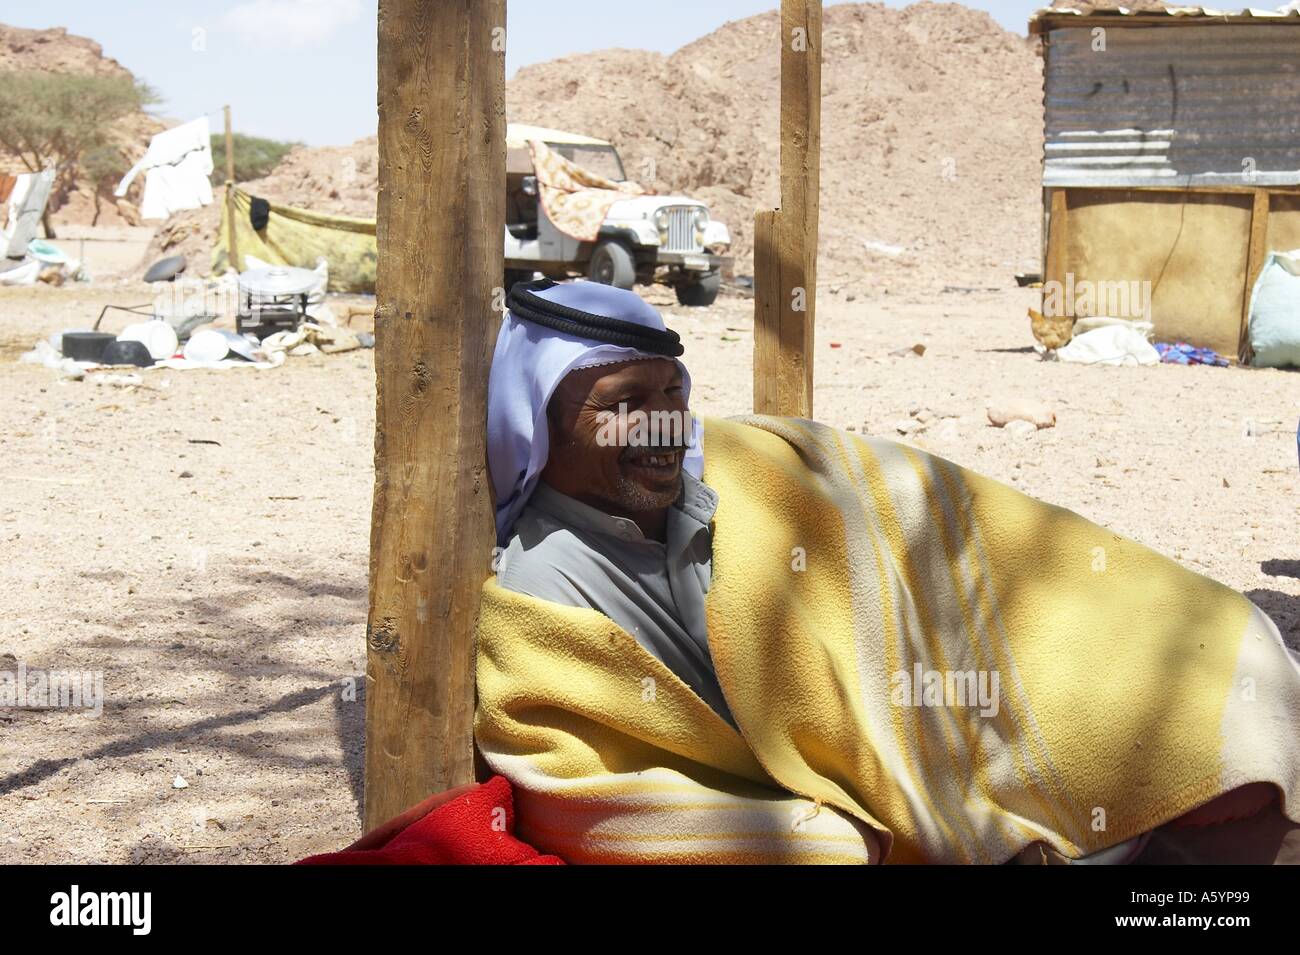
[119,320,180,361]
[183,328,257,363]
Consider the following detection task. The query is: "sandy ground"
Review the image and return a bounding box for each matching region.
[1,281,1297,864]
[49,225,156,280]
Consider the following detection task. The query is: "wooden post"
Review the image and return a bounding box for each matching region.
[223,105,240,274]
[753,0,822,418]
[364,0,505,830]
[1239,188,1270,364]
[1043,188,1068,299]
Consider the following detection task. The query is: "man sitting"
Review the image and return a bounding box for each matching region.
[479,278,1300,865]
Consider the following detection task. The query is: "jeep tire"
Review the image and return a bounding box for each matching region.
[588,240,636,290]
[674,269,721,307]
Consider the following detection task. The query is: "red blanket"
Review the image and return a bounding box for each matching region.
[296,775,564,865]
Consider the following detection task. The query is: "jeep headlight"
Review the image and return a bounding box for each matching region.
[693,207,709,243]
[652,208,669,239]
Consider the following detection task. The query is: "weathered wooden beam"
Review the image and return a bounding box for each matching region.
[223,105,239,274]
[1070,184,1300,196]
[1043,188,1068,304]
[365,0,505,830]
[1239,188,1270,364]
[753,0,822,418]
[752,209,779,414]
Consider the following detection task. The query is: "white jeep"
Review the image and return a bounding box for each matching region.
[504,124,732,306]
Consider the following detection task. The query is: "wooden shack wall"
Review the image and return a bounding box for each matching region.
[1059,189,1252,356]
[1045,189,1300,359]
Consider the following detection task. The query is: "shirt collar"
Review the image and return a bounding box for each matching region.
[528,469,717,545]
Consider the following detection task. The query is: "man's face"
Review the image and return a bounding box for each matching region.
[541,357,691,515]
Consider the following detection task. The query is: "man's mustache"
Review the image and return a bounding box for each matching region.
[597,406,696,454]
[620,438,689,459]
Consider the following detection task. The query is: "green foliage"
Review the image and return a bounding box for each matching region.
[80,144,133,225]
[210,132,300,184]
[0,71,159,174]
[81,144,129,186]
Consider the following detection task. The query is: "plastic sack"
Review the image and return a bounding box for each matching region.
[0,258,40,286]
[1248,249,1300,369]
[1056,323,1160,366]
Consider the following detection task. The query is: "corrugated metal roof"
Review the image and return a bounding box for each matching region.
[1031,3,1300,33]
[1041,22,1300,187]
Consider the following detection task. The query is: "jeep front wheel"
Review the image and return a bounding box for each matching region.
[674,269,721,307]
[588,241,636,290]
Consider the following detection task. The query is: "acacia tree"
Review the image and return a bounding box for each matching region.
[80,144,131,226]
[0,71,159,236]
[209,132,300,185]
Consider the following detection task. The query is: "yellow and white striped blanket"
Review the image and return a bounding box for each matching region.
[475,415,1300,863]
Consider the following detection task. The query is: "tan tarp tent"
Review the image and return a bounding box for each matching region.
[214,186,377,292]
[213,125,622,292]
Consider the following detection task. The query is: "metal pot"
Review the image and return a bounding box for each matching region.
[61,331,116,362]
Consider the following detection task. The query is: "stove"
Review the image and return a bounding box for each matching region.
[236,265,319,339]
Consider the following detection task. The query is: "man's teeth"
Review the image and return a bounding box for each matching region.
[632,451,677,467]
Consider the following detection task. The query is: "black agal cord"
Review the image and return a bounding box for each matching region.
[505,278,684,357]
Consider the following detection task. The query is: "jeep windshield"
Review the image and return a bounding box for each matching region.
[547,142,626,182]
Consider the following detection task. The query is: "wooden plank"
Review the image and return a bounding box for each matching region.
[223,105,236,182]
[752,209,779,413]
[1060,184,1300,196]
[1239,188,1271,364]
[365,0,505,830]
[753,0,822,418]
[1043,188,1068,308]
[224,105,239,274]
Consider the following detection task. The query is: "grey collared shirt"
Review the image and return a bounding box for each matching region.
[497,470,735,726]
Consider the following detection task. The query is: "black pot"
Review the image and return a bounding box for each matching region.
[99,339,155,367]
[62,331,116,362]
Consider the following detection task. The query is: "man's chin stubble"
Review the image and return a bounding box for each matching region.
[610,473,682,512]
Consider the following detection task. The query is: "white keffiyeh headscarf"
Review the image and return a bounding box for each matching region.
[486,280,704,545]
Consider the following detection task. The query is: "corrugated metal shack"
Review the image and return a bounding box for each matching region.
[1030,5,1300,360]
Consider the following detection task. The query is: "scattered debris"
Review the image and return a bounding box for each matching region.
[987,399,1056,430]
[90,373,144,389]
[890,343,926,358]
[1155,342,1231,367]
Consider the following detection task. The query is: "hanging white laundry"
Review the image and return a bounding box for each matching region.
[3,172,33,245]
[3,168,56,259]
[115,117,214,220]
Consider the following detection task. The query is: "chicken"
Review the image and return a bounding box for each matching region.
[1028,306,1074,351]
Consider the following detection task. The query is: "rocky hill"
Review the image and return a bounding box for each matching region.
[0,23,165,228]
[147,2,1046,293]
